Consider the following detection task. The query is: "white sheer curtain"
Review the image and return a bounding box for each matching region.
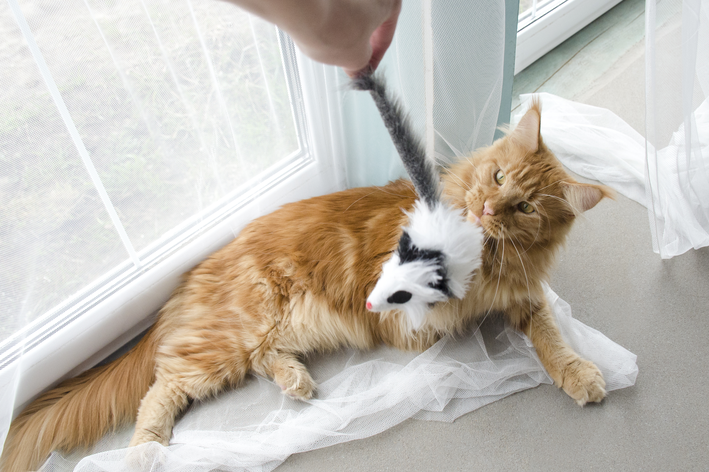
[519,0,709,259]
[50,287,637,472]
[645,0,709,256]
[338,0,507,187]
[1,1,640,471]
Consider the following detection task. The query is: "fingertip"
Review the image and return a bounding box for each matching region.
[343,68,359,78]
[345,64,375,78]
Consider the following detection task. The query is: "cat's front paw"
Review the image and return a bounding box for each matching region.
[124,440,168,471]
[560,358,606,406]
[278,366,316,401]
[129,427,170,447]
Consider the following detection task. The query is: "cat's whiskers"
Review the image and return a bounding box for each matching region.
[529,205,543,251]
[473,219,495,248]
[510,232,532,260]
[516,231,537,255]
[508,236,533,321]
[514,208,541,254]
[483,225,505,320]
[470,224,505,339]
[538,193,578,214]
[464,203,494,246]
[536,179,569,193]
[484,232,501,260]
[483,233,499,281]
[463,156,479,171]
[534,201,553,241]
[445,169,473,192]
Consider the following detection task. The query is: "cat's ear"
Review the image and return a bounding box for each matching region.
[511,98,541,153]
[562,182,614,214]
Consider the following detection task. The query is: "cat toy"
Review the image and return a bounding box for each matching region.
[352,73,483,330]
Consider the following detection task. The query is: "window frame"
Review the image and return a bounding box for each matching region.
[0,33,347,415]
[515,0,623,74]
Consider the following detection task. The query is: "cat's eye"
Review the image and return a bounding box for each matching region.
[518,202,535,214]
[495,169,505,185]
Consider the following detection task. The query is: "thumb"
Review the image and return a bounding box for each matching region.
[344,0,401,77]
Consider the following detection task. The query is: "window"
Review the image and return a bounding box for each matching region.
[0,0,344,406]
[518,0,568,30]
[515,0,623,74]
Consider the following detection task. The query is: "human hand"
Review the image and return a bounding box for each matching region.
[223,0,401,77]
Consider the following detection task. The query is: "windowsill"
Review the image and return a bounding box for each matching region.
[513,0,645,112]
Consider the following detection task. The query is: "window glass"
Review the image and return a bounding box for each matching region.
[0,0,302,345]
[518,0,568,30]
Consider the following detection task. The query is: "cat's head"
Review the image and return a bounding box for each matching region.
[443,98,612,251]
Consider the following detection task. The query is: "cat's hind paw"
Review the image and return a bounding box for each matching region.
[561,358,606,406]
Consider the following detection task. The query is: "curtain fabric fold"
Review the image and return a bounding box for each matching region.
[49,285,637,472]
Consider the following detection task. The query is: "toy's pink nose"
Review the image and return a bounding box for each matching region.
[366,301,372,310]
[483,201,495,216]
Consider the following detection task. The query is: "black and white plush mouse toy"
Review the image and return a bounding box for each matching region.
[352,73,484,330]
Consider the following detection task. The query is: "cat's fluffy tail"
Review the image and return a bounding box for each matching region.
[0,326,158,472]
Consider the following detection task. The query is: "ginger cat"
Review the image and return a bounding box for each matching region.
[1,100,611,471]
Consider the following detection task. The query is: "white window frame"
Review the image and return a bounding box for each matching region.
[515,0,623,74]
[0,33,347,415]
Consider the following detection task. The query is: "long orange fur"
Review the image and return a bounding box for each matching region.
[1,101,613,471]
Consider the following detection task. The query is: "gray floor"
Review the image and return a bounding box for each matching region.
[277,1,709,470]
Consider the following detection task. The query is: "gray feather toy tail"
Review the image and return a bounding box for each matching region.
[352,72,484,330]
[351,73,440,209]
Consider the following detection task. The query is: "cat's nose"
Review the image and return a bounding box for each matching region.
[483,201,495,216]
